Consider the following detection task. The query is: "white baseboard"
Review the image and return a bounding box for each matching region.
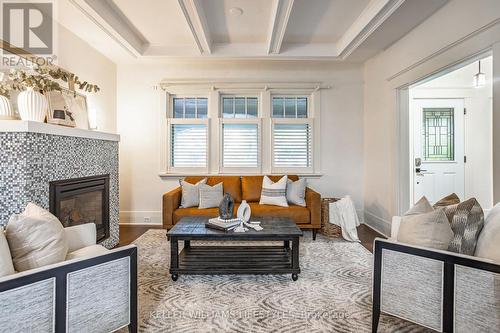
[120,211,162,225]
[363,211,391,237]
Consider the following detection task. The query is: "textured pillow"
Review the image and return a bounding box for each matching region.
[198,182,223,209]
[433,193,460,208]
[475,203,500,262]
[260,175,288,207]
[286,178,306,206]
[180,178,207,208]
[397,209,453,250]
[0,231,15,277]
[447,198,484,255]
[6,203,68,272]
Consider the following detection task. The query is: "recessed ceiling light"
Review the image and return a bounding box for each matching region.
[229,7,243,16]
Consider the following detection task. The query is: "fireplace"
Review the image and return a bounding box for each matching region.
[49,175,110,243]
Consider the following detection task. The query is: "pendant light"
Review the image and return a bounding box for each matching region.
[473,60,486,88]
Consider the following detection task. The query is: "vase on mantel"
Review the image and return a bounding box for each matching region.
[17,88,48,122]
[0,95,15,120]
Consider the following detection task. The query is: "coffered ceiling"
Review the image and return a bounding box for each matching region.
[59,0,448,63]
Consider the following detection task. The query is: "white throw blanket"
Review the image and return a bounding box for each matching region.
[329,195,360,242]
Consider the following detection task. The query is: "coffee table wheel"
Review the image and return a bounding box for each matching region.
[292,273,298,281]
[171,274,178,281]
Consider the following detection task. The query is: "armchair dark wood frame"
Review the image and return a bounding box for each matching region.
[372,238,500,333]
[0,246,138,333]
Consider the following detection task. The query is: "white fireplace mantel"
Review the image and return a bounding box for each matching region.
[0,120,120,142]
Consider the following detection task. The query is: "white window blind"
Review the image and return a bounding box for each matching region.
[171,124,207,167]
[273,123,312,168]
[222,123,259,168]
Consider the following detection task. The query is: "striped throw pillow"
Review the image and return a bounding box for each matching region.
[259,176,288,207]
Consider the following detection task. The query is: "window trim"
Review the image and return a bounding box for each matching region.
[219,118,262,174]
[271,118,314,174]
[167,118,210,174]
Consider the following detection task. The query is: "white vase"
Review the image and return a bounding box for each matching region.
[17,88,48,122]
[237,200,251,222]
[0,95,15,120]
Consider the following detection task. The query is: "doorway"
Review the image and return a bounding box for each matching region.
[408,55,493,208]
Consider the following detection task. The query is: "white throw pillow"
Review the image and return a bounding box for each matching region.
[475,203,500,262]
[286,178,306,206]
[259,176,288,207]
[6,203,69,272]
[0,231,15,277]
[198,182,223,209]
[180,178,207,208]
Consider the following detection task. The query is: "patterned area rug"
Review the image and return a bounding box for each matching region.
[129,229,430,332]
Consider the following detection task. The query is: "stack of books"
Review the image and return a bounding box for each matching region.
[205,217,241,231]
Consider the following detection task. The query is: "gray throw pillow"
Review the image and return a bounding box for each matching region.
[447,198,484,255]
[397,208,453,250]
[180,178,207,208]
[286,178,306,206]
[199,182,223,209]
[405,196,433,216]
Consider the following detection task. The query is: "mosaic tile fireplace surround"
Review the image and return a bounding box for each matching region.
[0,121,120,248]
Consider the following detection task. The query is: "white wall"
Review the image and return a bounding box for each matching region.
[363,0,500,235]
[56,25,117,133]
[117,61,364,224]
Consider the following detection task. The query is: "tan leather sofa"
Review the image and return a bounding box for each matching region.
[162,175,321,239]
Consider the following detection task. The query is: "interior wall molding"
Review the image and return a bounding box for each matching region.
[386,18,500,82]
[158,80,331,93]
[364,211,391,237]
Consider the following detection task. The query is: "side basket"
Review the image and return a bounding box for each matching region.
[320,198,341,238]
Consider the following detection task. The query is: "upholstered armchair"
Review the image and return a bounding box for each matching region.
[0,224,137,333]
[372,238,500,332]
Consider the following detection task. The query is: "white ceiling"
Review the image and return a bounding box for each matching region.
[60,0,448,63]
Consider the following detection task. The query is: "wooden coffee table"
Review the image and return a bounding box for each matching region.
[166,216,303,281]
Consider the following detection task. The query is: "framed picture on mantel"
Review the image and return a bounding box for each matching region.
[46,88,89,129]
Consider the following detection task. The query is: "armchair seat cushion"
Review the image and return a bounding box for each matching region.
[66,245,109,261]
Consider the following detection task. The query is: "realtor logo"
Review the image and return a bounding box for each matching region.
[2,1,53,55]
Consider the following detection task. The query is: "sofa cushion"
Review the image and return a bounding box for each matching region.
[180,178,206,208]
[174,204,242,224]
[66,244,109,261]
[260,176,288,207]
[0,231,15,277]
[6,203,68,272]
[475,203,500,262]
[242,175,299,202]
[249,203,310,224]
[184,176,242,203]
[199,182,223,209]
[286,178,306,206]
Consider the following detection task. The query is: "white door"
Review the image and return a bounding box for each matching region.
[412,99,465,204]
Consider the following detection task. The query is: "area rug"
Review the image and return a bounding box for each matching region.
[128,229,430,332]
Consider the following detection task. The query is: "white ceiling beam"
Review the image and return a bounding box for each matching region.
[267,0,294,54]
[178,0,212,55]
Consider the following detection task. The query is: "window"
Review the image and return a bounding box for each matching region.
[162,90,319,175]
[272,97,307,118]
[173,97,207,118]
[167,96,209,172]
[222,97,258,118]
[271,96,312,172]
[171,124,207,168]
[222,123,259,168]
[422,108,454,161]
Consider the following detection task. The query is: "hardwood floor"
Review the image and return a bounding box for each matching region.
[119,223,385,252]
